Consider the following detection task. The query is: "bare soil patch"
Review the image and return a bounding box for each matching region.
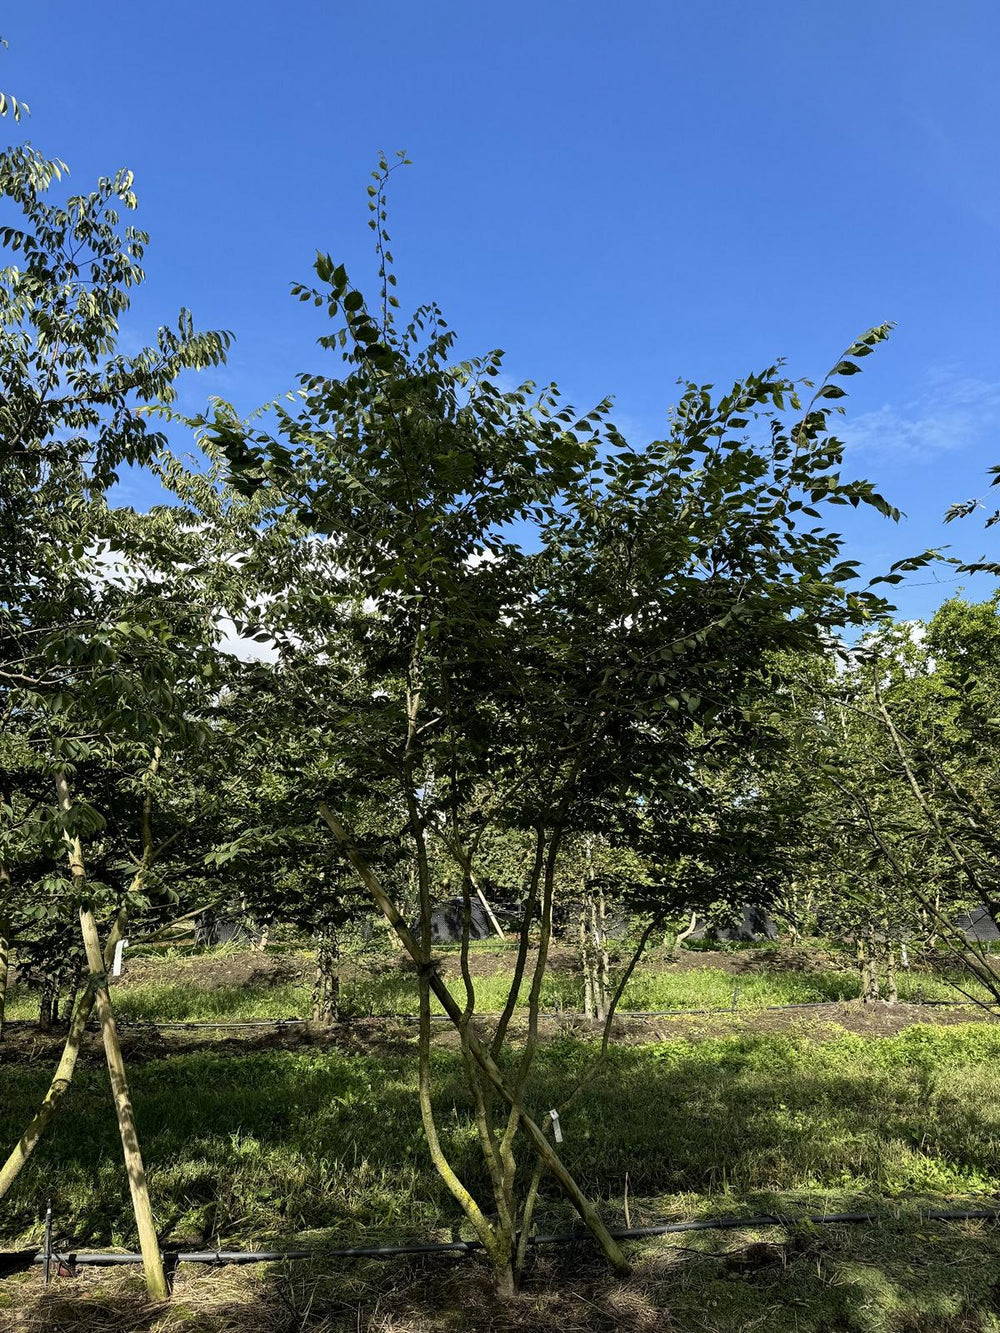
[115,950,308,992]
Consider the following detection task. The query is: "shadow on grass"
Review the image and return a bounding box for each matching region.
[2,1025,1000,1256]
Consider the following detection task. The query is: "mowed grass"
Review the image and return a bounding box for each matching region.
[2,979,311,1023]
[3,948,986,1024]
[3,1024,1000,1254]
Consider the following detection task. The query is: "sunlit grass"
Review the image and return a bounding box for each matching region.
[4,948,990,1026]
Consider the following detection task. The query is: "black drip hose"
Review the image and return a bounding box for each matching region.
[27,1205,1000,1268]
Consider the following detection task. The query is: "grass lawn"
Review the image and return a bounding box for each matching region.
[3,1024,1000,1329]
[6,1023,1000,1251]
[4,944,1000,1329]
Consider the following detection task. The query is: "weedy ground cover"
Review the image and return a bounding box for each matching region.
[4,948,999,1329]
[2,948,983,1024]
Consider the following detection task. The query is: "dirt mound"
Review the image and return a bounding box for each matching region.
[117,950,307,991]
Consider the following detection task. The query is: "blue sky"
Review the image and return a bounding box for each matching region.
[4,2,999,620]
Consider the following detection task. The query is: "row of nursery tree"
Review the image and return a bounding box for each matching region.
[1,76,998,1297]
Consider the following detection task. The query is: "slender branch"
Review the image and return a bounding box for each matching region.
[491,827,545,1059]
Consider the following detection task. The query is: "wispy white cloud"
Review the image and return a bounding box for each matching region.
[842,368,1000,464]
[92,544,280,664]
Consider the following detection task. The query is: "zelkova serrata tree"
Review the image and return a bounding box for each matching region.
[201,157,904,1292]
[0,84,230,1294]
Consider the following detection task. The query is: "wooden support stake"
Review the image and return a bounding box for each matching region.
[56,773,168,1302]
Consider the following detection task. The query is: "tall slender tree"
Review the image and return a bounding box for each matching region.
[0,60,230,1296]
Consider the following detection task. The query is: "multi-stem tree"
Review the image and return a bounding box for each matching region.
[196,156,905,1292]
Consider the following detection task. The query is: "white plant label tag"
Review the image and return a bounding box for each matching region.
[549,1109,563,1143]
[112,938,129,978]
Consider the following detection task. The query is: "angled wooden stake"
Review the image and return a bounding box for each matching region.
[55,772,168,1302]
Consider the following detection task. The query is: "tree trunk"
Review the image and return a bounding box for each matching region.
[1,751,163,1200]
[580,841,609,1023]
[857,935,877,1004]
[474,883,505,940]
[885,943,898,1004]
[489,828,544,1058]
[311,926,340,1024]
[0,910,125,1200]
[867,924,881,1003]
[674,910,698,953]
[78,903,168,1298]
[0,777,11,1042]
[0,920,8,1043]
[596,880,610,1023]
[927,890,941,947]
[0,880,10,1041]
[579,896,593,1019]
[55,773,167,1302]
[38,978,54,1031]
[398,684,517,1289]
[319,803,630,1278]
[63,973,80,1024]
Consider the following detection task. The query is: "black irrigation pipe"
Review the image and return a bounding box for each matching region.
[122,1018,309,1030]
[28,1206,1000,1271]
